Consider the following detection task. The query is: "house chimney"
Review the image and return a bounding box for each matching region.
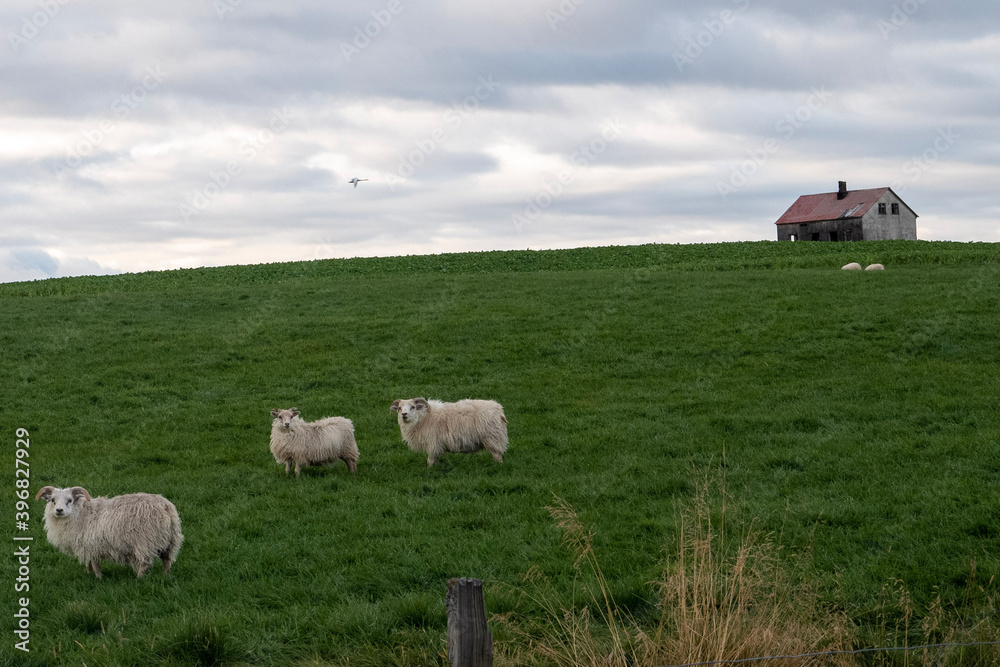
[837,181,848,200]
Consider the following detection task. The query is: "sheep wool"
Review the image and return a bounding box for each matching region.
[269,408,359,477]
[35,486,183,579]
[390,397,508,466]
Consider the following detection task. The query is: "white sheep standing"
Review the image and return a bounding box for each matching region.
[269,408,359,477]
[865,263,885,271]
[390,397,508,466]
[34,486,183,578]
[841,262,863,270]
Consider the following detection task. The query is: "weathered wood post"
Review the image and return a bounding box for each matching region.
[446,577,493,667]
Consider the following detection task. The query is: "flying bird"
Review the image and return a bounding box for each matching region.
[348,178,368,188]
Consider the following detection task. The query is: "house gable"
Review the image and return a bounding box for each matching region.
[860,189,918,240]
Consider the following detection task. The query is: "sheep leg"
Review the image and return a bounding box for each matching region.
[88,561,102,579]
[134,559,151,578]
[161,550,174,574]
[344,457,357,474]
[427,454,438,467]
[284,460,291,476]
[294,462,302,477]
[484,437,505,463]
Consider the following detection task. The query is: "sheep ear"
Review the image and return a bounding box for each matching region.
[414,398,428,408]
[70,487,92,502]
[35,486,55,501]
[270,409,280,417]
[390,400,401,412]
[291,409,300,417]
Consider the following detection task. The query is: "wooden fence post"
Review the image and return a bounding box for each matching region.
[446,577,493,667]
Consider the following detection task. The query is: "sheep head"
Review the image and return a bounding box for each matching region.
[35,486,92,518]
[391,398,429,424]
[270,408,300,429]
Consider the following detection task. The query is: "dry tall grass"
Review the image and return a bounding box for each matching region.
[496,485,854,667]
[645,486,855,667]
[492,478,999,667]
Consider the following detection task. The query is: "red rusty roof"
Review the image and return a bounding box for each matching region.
[774,187,890,225]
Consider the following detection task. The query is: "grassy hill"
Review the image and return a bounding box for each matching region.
[3,240,999,666]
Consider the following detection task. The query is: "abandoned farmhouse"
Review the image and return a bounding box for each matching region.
[775,182,918,241]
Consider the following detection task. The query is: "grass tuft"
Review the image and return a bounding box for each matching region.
[650,478,855,666]
[57,601,109,636]
[162,618,242,666]
[500,479,855,666]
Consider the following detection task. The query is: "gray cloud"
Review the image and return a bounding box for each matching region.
[0,1,997,283]
[9,249,57,276]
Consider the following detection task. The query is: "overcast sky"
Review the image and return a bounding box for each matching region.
[1,1,997,282]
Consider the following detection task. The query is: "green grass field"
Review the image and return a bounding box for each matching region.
[2,240,999,666]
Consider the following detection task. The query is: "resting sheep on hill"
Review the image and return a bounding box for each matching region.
[269,408,359,477]
[390,397,508,466]
[35,486,183,578]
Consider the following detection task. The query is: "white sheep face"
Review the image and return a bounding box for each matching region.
[390,398,429,424]
[270,408,300,429]
[36,486,90,518]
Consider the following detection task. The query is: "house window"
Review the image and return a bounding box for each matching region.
[845,230,852,241]
[891,203,900,215]
[878,203,887,215]
[811,233,820,241]
[829,231,839,242]
[789,234,797,242]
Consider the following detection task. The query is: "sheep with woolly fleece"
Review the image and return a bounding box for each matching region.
[390,397,508,466]
[841,262,862,270]
[865,263,885,271]
[269,408,359,477]
[34,486,183,578]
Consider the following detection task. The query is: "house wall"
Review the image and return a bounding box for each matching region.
[861,191,918,240]
[776,218,864,242]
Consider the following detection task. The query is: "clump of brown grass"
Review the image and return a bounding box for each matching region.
[866,577,1000,667]
[490,498,645,667]
[644,483,855,667]
[497,478,856,667]
[539,496,633,667]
